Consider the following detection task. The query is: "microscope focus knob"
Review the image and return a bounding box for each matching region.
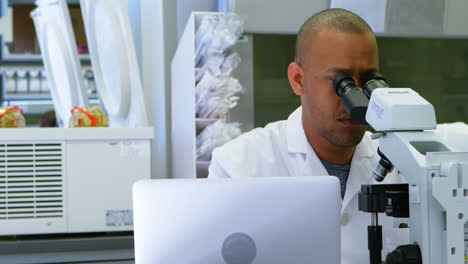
[385,244,422,264]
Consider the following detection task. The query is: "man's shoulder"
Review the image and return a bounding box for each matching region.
[208,119,290,178]
[217,119,288,153]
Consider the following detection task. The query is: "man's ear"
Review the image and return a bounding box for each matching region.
[288,62,305,96]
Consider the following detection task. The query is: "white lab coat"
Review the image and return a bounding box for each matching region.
[209,106,409,264]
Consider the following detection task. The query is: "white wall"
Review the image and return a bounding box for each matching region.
[176,0,218,39]
[127,0,149,126]
[140,0,178,179]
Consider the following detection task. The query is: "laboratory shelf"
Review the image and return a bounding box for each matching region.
[0,54,91,65]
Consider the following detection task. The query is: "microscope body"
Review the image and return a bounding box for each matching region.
[333,73,468,263]
[367,88,468,264]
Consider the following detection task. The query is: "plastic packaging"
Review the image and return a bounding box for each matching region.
[193,13,244,120]
[195,72,243,119]
[194,13,245,161]
[70,106,109,127]
[196,120,242,161]
[194,13,245,67]
[0,106,26,128]
[195,52,241,84]
[195,54,224,83]
[220,52,241,77]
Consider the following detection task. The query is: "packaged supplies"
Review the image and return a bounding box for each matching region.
[196,120,242,161]
[193,13,244,120]
[0,106,26,128]
[70,106,109,127]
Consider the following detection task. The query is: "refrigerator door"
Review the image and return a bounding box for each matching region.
[31,0,88,127]
[80,0,148,127]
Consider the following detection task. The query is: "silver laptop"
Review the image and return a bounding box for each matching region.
[133,177,341,264]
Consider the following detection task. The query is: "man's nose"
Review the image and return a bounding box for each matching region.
[353,77,365,88]
[353,77,363,88]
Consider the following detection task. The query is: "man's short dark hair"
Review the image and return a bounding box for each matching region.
[295,8,374,64]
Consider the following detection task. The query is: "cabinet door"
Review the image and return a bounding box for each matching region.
[224,0,329,34]
[445,0,468,36]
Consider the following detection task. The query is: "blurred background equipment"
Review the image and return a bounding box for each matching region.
[0,0,6,18]
[39,109,56,127]
[0,0,153,241]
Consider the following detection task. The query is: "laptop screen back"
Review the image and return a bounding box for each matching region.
[133,176,341,264]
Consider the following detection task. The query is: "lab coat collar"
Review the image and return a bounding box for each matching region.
[352,133,375,160]
[285,106,377,212]
[286,106,309,154]
[286,106,329,176]
[341,134,377,213]
[286,106,375,159]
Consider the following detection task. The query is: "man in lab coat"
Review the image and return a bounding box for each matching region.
[208,8,408,264]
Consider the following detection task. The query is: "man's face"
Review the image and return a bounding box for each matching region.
[299,29,378,148]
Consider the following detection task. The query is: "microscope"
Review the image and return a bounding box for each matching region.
[333,73,468,264]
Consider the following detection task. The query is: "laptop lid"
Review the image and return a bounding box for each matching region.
[133,176,341,264]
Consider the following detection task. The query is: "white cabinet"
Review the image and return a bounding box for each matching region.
[221,0,329,34]
[220,0,468,37]
[171,12,253,178]
[0,127,152,235]
[444,0,468,36]
[171,12,221,179]
[332,0,468,37]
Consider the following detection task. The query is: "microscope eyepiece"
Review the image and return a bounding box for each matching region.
[332,73,369,124]
[363,73,389,97]
[333,73,356,97]
[373,148,394,182]
[365,72,386,82]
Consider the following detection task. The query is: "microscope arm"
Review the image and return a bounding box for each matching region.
[430,153,468,264]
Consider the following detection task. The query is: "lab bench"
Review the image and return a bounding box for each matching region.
[0,232,134,263]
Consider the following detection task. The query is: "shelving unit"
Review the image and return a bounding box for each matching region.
[0,10,95,117]
[0,36,91,66]
[1,53,91,65]
[171,12,230,179]
[8,0,80,5]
